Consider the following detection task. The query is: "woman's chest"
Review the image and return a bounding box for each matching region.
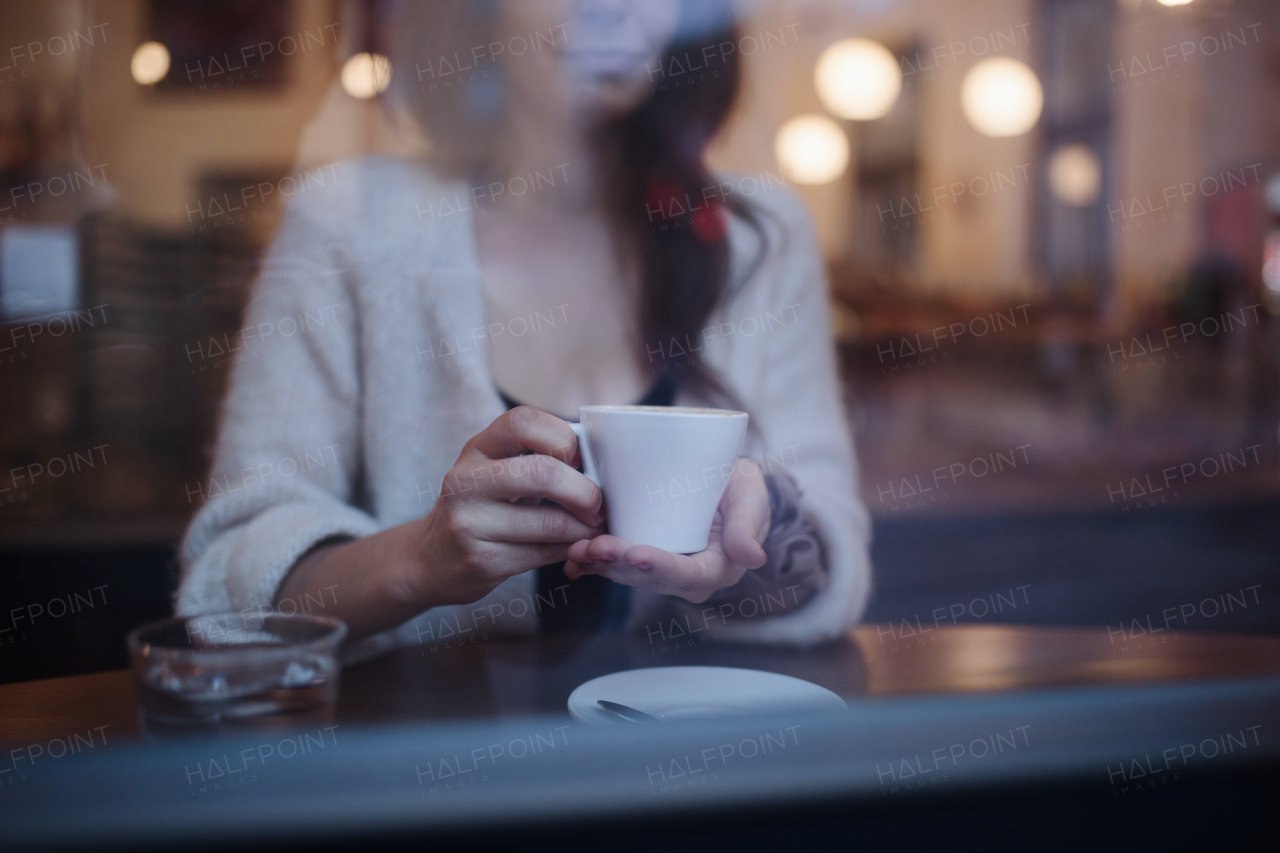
[474,214,648,411]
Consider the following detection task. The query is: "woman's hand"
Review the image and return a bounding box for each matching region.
[408,406,607,606]
[563,458,771,603]
[276,407,604,640]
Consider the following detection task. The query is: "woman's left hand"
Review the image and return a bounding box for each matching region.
[564,458,771,603]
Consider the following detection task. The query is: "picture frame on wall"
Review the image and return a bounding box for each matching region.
[148,0,293,93]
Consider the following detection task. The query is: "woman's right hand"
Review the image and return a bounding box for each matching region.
[276,407,603,641]
[405,406,606,606]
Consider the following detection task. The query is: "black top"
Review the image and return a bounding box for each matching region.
[498,374,677,636]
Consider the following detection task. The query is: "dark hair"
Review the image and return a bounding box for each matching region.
[595,2,765,403]
[392,0,765,403]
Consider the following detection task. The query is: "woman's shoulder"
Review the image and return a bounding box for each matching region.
[715,169,813,232]
[718,170,821,297]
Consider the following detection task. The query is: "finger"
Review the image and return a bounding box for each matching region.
[468,504,603,544]
[566,535,647,582]
[606,545,736,601]
[718,470,770,569]
[564,558,593,580]
[722,516,767,569]
[566,538,595,565]
[569,537,739,601]
[624,544,716,591]
[576,537,718,581]
[457,454,603,526]
[464,406,579,466]
[721,462,771,537]
[636,535,748,599]
[565,535,618,580]
[574,556,665,591]
[578,534,637,563]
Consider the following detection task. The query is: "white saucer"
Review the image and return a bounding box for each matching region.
[567,666,847,724]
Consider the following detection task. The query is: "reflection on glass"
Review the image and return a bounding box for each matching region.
[0,225,79,319]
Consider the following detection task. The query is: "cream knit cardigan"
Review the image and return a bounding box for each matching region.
[177,155,872,655]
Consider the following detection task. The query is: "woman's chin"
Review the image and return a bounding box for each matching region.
[571,76,653,119]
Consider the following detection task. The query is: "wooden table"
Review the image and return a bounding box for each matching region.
[4,623,1278,746]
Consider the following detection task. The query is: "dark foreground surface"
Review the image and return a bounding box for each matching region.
[864,498,1280,633]
[3,677,1276,852]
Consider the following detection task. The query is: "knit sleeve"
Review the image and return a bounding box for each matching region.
[701,470,828,612]
[175,199,380,616]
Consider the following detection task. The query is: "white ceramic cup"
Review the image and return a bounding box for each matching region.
[569,406,749,554]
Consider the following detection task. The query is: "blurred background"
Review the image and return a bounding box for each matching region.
[1,0,1277,683]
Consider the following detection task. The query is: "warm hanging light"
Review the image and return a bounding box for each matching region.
[131,41,170,85]
[1048,145,1101,206]
[341,52,392,99]
[814,38,902,121]
[1156,0,1194,7]
[961,57,1043,137]
[775,115,850,185]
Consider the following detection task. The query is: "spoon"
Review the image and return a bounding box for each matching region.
[597,700,659,723]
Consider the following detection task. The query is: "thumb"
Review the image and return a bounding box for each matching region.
[719,470,769,569]
[723,515,767,569]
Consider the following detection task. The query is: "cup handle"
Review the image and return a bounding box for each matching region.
[569,423,600,487]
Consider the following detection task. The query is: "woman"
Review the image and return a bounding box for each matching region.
[178,0,872,655]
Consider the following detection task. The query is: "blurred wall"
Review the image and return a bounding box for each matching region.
[1112,0,1280,315]
[11,0,1278,308]
[710,0,1279,316]
[713,0,1040,297]
[78,0,340,230]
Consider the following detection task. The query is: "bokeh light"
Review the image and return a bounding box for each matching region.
[1263,233,1280,295]
[1156,0,1194,7]
[1264,172,1280,214]
[961,57,1043,137]
[130,42,170,86]
[815,38,902,121]
[1048,145,1102,207]
[341,52,392,100]
[775,115,850,185]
